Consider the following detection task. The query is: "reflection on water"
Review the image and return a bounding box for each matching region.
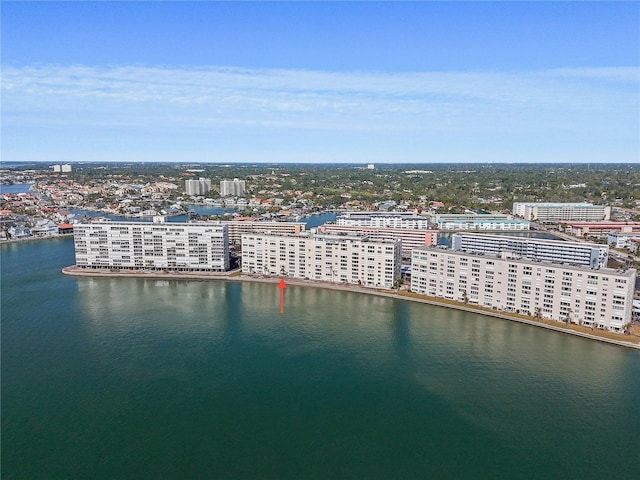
[4,234,639,479]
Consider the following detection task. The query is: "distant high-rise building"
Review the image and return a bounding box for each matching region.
[61,164,72,173]
[220,178,246,197]
[185,178,212,196]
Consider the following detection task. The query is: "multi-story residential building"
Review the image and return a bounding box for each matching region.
[220,178,246,197]
[73,218,229,272]
[241,231,401,288]
[185,178,212,196]
[451,233,608,268]
[607,232,640,249]
[513,202,611,222]
[336,211,430,229]
[411,246,635,332]
[320,224,437,256]
[222,219,306,246]
[434,214,530,231]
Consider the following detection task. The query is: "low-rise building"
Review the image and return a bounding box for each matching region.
[411,246,635,332]
[241,231,401,288]
[561,222,640,237]
[607,232,640,249]
[452,233,608,268]
[73,218,229,272]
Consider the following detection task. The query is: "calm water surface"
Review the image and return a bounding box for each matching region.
[2,238,639,479]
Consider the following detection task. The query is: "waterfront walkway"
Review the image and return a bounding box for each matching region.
[62,265,640,351]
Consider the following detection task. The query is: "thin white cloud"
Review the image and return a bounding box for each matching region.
[1,64,638,163]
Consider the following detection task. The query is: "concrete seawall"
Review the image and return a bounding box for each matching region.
[62,266,640,351]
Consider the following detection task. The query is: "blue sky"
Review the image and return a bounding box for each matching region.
[2,1,639,164]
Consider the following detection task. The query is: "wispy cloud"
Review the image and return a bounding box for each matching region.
[1,65,638,162]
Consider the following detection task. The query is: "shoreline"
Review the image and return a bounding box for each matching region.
[62,265,640,351]
[1,233,74,245]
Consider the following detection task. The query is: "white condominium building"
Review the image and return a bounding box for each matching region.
[222,220,306,246]
[220,178,246,197]
[185,177,212,196]
[434,214,530,231]
[73,218,229,272]
[513,202,611,222]
[411,246,635,332]
[452,233,609,269]
[320,224,438,256]
[607,232,640,249]
[336,212,430,229]
[241,232,402,288]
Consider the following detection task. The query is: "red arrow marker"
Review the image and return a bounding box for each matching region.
[278,278,287,314]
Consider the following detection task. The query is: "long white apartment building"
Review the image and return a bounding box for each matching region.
[73,218,229,272]
[222,219,306,246]
[434,214,530,231]
[241,231,401,288]
[320,224,438,256]
[336,211,430,229]
[411,246,635,331]
[452,233,609,269]
[513,202,611,222]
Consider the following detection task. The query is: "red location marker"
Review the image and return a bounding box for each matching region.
[278,278,287,314]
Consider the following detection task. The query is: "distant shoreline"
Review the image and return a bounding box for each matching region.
[1,233,74,245]
[61,265,640,351]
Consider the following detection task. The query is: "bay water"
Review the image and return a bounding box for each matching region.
[2,238,639,479]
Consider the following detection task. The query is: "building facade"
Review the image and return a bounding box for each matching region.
[607,232,640,249]
[561,222,640,237]
[434,214,530,231]
[513,202,611,222]
[73,218,229,272]
[336,211,430,229]
[452,233,609,268]
[320,224,438,256]
[220,178,246,197]
[185,178,212,196]
[222,219,306,246]
[241,232,402,288]
[411,246,635,331]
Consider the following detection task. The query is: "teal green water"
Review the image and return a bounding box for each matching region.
[2,238,639,479]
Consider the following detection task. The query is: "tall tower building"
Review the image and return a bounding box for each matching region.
[220,178,246,197]
[185,178,212,196]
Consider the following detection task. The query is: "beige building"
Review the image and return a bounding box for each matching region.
[241,231,401,288]
[222,219,306,246]
[411,246,635,332]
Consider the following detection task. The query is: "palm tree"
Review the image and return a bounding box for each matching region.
[565,308,572,325]
[534,307,542,321]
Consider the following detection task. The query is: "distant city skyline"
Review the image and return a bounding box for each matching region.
[2,1,638,164]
